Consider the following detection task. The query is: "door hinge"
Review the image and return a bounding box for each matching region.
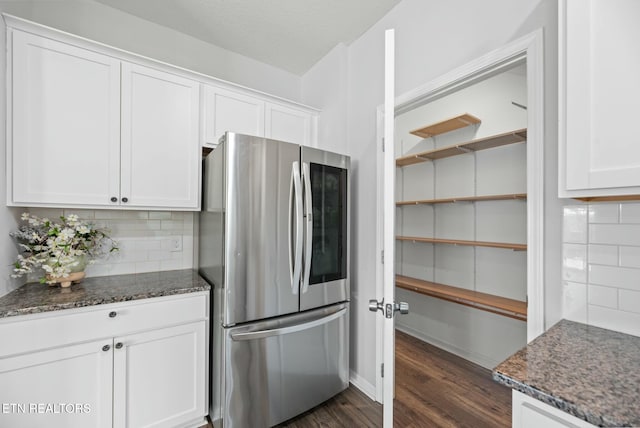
[381,250,384,264]
[382,137,385,152]
[381,363,384,378]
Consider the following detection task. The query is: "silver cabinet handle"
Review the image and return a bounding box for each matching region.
[301,162,313,294]
[231,307,346,341]
[288,161,303,294]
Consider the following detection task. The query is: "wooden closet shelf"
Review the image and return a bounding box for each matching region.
[396,236,527,251]
[397,128,527,167]
[396,193,526,206]
[409,113,481,139]
[396,275,527,321]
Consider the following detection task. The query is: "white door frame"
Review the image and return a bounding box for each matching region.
[374,28,545,403]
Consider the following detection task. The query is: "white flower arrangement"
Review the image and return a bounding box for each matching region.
[10,213,118,284]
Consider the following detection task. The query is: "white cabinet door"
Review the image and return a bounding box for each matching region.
[121,63,201,209]
[265,102,315,145]
[0,339,113,428]
[513,391,595,428]
[559,0,640,197]
[112,321,206,428]
[10,30,121,207]
[203,85,265,147]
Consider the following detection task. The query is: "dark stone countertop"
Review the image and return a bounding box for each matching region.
[0,269,210,319]
[493,319,640,427]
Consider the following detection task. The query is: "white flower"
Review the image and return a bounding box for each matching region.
[77,225,90,234]
[58,228,76,241]
[21,212,29,221]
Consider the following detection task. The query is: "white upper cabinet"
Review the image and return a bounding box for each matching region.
[8,29,201,210]
[10,30,121,207]
[121,63,200,209]
[265,102,316,146]
[559,0,640,198]
[202,85,265,147]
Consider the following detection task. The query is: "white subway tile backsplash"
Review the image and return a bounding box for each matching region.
[563,281,587,323]
[149,211,172,220]
[563,206,588,244]
[619,289,640,314]
[588,244,618,266]
[588,304,640,337]
[27,208,195,279]
[563,202,640,337]
[619,203,640,224]
[588,204,619,224]
[589,223,640,246]
[589,264,640,291]
[587,284,618,309]
[618,246,640,268]
[562,244,587,283]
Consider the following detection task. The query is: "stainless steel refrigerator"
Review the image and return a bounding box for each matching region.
[199,132,350,428]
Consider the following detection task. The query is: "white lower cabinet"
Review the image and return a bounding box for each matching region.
[0,339,114,428]
[0,293,208,428]
[513,390,596,428]
[113,322,206,428]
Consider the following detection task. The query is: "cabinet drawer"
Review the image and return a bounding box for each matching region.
[0,292,208,358]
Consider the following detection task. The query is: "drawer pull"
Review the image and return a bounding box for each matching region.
[102,344,111,352]
[108,311,117,318]
[110,196,118,203]
[115,342,123,349]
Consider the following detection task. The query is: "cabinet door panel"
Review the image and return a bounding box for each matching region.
[10,30,121,206]
[121,63,200,209]
[561,0,640,194]
[203,85,265,147]
[0,339,113,428]
[265,102,313,145]
[113,321,206,428]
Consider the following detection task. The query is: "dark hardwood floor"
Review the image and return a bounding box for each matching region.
[277,330,511,427]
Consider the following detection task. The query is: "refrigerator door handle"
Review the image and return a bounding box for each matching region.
[289,161,303,294]
[230,307,347,341]
[301,162,313,294]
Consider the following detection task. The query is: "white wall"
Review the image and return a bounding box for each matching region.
[0,0,302,101]
[563,203,640,337]
[303,0,561,393]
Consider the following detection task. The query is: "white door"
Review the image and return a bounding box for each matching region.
[265,102,314,145]
[0,339,113,428]
[112,322,206,428]
[202,85,265,147]
[560,0,640,194]
[120,63,201,209]
[10,30,121,207]
[370,29,406,428]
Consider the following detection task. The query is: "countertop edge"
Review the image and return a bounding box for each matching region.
[492,370,622,427]
[0,286,210,318]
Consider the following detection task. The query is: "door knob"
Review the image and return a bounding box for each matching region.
[369,299,409,318]
[394,301,409,315]
[369,299,384,313]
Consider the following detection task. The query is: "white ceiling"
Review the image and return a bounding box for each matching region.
[94,0,402,75]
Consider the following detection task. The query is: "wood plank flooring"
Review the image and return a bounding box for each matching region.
[276,330,511,427]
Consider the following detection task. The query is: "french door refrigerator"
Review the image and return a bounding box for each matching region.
[199,132,350,428]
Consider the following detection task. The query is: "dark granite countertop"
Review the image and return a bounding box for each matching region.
[0,269,210,319]
[493,319,640,427]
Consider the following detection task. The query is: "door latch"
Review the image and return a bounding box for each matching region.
[369,299,409,318]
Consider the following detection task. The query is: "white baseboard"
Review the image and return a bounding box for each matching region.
[395,324,499,369]
[349,369,376,401]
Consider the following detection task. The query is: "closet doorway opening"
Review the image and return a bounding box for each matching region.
[374,30,544,425]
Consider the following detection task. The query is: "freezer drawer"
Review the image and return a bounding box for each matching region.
[220,303,349,428]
